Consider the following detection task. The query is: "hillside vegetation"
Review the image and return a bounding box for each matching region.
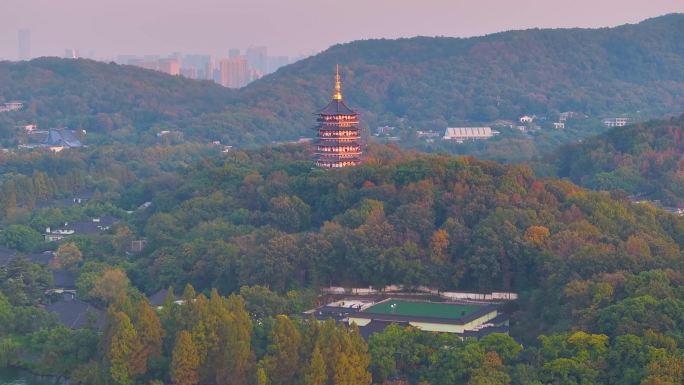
[556,114,684,206]
[1,144,684,384]
[1,14,683,159]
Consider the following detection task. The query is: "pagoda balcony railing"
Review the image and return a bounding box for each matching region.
[317,131,360,138]
[316,151,362,156]
[318,137,361,141]
[315,161,362,168]
[317,137,359,142]
[316,145,361,151]
[318,120,359,125]
[316,140,360,146]
[315,151,362,157]
[314,156,362,162]
[318,115,358,121]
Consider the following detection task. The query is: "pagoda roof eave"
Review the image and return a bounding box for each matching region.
[317,99,357,116]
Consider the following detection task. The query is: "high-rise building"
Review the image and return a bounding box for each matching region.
[314,65,362,168]
[268,56,290,73]
[206,57,217,81]
[228,48,241,58]
[128,58,160,71]
[180,67,199,79]
[18,29,31,60]
[219,57,248,88]
[246,46,268,74]
[159,58,181,76]
[64,48,79,59]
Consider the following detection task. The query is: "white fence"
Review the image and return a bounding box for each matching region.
[319,286,517,301]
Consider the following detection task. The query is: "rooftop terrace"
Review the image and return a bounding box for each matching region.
[362,299,481,320]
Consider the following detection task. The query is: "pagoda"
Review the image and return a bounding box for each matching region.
[314,65,362,168]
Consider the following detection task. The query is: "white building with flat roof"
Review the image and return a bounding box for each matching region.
[0,101,23,112]
[443,127,498,142]
[603,117,631,127]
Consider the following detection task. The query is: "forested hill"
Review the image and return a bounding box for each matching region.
[242,13,684,132]
[1,14,683,150]
[3,143,684,383]
[556,114,684,206]
[0,58,235,143]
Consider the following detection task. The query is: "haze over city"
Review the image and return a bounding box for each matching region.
[1,0,683,60]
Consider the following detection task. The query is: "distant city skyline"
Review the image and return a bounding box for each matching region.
[1,0,683,61]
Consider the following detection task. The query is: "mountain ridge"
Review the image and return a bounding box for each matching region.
[0,13,682,154]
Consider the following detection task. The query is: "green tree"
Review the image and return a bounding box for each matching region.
[51,242,83,269]
[267,315,302,385]
[131,300,164,371]
[0,224,43,252]
[468,352,511,385]
[171,330,200,385]
[478,333,522,363]
[304,344,327,385]
[90,268,130,304]
[0,293,14,335]
[216,294,254,385]
[107,311,142,385]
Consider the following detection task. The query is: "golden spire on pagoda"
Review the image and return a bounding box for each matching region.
[333,64,343,101]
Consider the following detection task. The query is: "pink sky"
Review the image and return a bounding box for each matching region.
[1,0,683,60]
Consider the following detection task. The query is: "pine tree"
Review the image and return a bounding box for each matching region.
[198,290,227,384]
[4,188,17,218]
[107,311,141,385]
[177,284,197,331]
[171,330,200,385]
[268,315,302,385]
[334,351,354,385]
[348,324,372,385]
[159,286,178,349]
[217,294,254,385]
[304,344,327,385]
[256,365,269,385]
[333,326,371,385]
[133,300,164,361]
[318,319,341,381]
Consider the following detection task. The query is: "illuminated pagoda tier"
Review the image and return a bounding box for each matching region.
[314,65,362,168]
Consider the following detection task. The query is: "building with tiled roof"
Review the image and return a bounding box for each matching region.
[46,296,105,330]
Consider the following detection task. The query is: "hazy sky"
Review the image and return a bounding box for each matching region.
[1,0,683,60]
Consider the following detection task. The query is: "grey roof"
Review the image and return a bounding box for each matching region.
[0,249,54,267]
[26,251,54,265]
[52,269,76,289]
[43,128,82,148]
[0,246,18,266]
[148,288,179,306]
[50,215,119,237]
[46,298,105,330]
[318,100,356,116]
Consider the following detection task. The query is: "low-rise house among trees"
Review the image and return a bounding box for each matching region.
[46,295,105,330]
[44,216,118,242]
[22,127,84,151]
[443,127,498,142]
[0,101,23,112]
[602,117,631,127]
[306,298,509,339]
